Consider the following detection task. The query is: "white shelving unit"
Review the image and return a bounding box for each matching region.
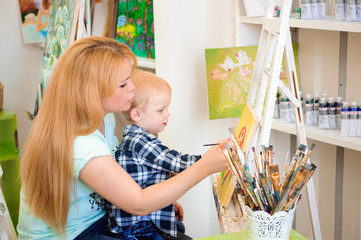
[235,1,361,239]
[239,15,361,33]
[272,119,361,152]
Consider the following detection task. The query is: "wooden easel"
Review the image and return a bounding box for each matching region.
[246,0,322,239]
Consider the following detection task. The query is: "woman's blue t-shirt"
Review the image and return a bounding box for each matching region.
[17,113,118,239]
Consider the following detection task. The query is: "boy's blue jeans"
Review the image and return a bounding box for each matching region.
[113,217,191,240]
[74,215,191,240]
[114,217,164,240]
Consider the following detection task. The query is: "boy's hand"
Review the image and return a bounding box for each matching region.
[174,201,184,221]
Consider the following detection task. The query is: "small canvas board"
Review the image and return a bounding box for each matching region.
[235,104,260,154]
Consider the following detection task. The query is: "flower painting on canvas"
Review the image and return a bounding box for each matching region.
[205,46,257,119]
[205,44,299,120]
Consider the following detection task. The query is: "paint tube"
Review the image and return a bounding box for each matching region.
[328,97,336,129]
[336,96,343,128]
[346,0,357,21]
[349,101,358,136]
[340,101,350,136]
[335,0,346,20]
[301,0,313,20]
[318,97,329,129]
[305,94,314,126]
[313,93,320,125]
[318,0,327,19]
[311,0,320,19]
[357,102,361,136]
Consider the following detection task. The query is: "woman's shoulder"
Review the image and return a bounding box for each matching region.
[104,113,116,127]
[73,131,110,174]
[74,131,106,149]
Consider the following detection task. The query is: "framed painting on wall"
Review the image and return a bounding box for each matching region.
[114,0,155,68]
[18,0,52,44]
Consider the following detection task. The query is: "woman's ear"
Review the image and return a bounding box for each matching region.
[130,108,142,122]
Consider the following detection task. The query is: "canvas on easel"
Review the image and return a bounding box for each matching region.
[32,0,80,117]
[235,104,260,155]
[30,0,95,118]
[216,104,260,207]
[216,169,237,207]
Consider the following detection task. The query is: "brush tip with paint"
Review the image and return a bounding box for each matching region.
[298,144,307,151]
[311,163,317,170]
[310,143,316,150]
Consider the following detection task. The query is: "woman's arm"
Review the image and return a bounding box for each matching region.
[79,144,227,216]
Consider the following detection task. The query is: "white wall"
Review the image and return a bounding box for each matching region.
[153,0,235,238]
[0,1,43,152]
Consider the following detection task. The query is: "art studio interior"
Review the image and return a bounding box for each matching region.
[1,0,361,239]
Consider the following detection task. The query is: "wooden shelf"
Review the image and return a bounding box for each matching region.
[271,118,361,152]
[239,15,361,33]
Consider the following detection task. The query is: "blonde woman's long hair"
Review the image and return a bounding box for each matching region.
[20,36,137,234]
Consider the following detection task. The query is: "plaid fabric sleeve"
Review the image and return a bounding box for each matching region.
[136,136,202,173]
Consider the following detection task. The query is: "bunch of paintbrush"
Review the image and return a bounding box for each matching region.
[271,143,317,213]
[222,131,317,215]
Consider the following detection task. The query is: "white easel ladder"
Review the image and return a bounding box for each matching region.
[246,0,322,239]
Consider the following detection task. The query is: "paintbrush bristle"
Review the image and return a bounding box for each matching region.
[310,143,316,151]
[298,144,307,151]
[228,127,235,135]
[311,163,317,170]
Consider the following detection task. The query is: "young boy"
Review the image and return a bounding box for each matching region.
[108,70,201,239]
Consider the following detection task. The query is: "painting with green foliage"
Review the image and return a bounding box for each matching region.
[33,0,78,116]
[115,0,155,59]
[205,43,299,120]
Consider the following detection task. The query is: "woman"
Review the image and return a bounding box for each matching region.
[17,36,228,239]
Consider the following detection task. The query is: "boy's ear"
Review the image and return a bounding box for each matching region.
[130,108,142,122]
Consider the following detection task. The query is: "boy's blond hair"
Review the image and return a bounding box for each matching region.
[123,70,171,121]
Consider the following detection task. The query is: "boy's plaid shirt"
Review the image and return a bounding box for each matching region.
[108,124,201,237]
